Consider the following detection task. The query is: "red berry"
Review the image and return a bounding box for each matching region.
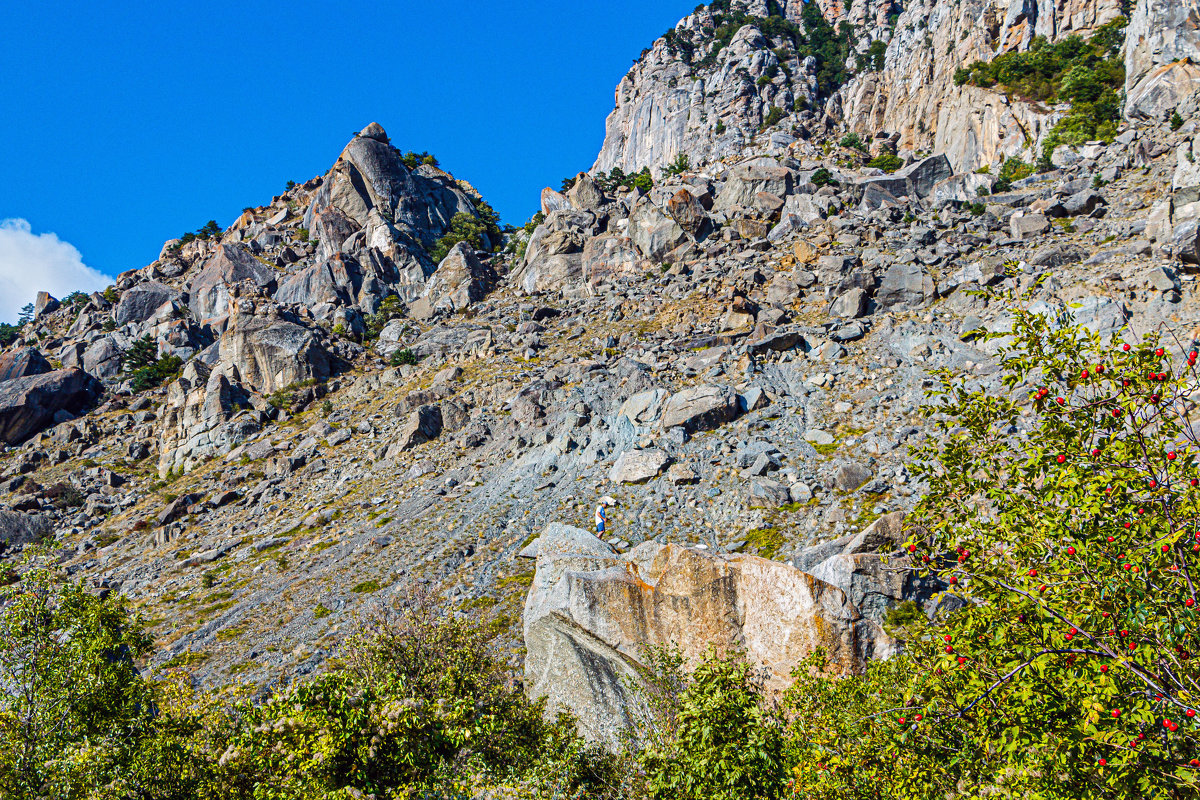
[1123,344,1131,351]
[1112,709,1121,718]
[1163,544,1170,552]
[1082,369,1090,378]
[957,656,966,665]
[907,544,916,552]
[1169,451,1178,461]
[1091,448,1100,456]
[945,645,954,653]
[1189,710,1197,718]
[1112,408,1121,417]
[947,576,958,585]
[898,716,906,724]
[1107,536,1115,542]
[1056,454,1066,464]
[1100,665,1109,673]
[1067,546,1076,555]
[1057,397,1065,405]
[914,713,922,721]
[1028,569,1038,577]
[1099,759,1107,766]
[1157,348,1165,357]
[944,635,952,642]
[1187,599,1196,608]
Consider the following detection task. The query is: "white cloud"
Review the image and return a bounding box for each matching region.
[0,219,111,324]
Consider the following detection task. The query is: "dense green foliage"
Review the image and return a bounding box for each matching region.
[1173,111,1186,132]
[810,167,837,187]
[0,580,626,800]
[955,18,1127,162]
[839,133,866,152]
[992,156,1035,192]
[661,153,691,178]
[595,167,654,194]
[400,151,439,169]
[678,1,854,98]
[639,648,787,800]
[122,336,183,392]
[388,348,418,367]
[429,211,487,264]
[0,324,19,347]
[10,311,1200,798]
[363,295,405,341]
[867,153,904,173]
[174,220,222,248]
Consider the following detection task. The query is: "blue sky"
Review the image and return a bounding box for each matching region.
[0,0,690,311]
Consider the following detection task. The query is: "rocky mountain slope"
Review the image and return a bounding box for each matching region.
[0,0,1199,744]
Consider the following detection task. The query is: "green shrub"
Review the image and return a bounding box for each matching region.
[715,119,727,135]
[810,167,837,187]
[661,153,691,178]
[1172,110,1185,131]
[762,106,785,128]
[364,294,404,341]
[401,150,439,169]
[992,156,1034,192]
[0,323,19,346]
[639,648,787,800]
[129,355,183,393]
[389,348,418,367]
[839,132,866,151]
[429,211,486,264]
[866,153,903,173]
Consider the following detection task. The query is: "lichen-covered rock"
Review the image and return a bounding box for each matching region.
[218,313,333,396]
[187,244,277,322]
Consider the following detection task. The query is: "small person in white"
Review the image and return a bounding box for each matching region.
[594,496,616,539]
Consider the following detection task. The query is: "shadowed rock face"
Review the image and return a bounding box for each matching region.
[0,369,103,445]
[522,523,893,747]
[0,349,51,383]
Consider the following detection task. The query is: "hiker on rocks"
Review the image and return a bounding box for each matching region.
[594,496,615,539]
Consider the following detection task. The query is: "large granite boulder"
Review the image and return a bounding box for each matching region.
[187,244,277,322]
[0,348,51,383]
[714,160,795,211]
[857,154,952,199]
[274,253,365,309]
[0,369,104,444]
[408,242,496,320]
[217,313,332,395]
[1125,0,1200,120]
[628,197,688,262]
[514,211,595,295]
[115,281,178,325]
[875,263,935,310]
[660,384,740,432]
[522,523,893,747]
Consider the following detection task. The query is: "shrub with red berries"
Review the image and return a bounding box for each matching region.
[785,312,1200,798]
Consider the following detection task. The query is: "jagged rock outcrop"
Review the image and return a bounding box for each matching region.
[593,8,816,175]
[188,244,278,323]
[156,361,259,477]
[0,369,103,445]
[522,523,894,747]
[408,242,497,320]
[1125,0,1200,120]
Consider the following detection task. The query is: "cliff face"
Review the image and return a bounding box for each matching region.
[593,0,1197,174]
[592,5,819,175]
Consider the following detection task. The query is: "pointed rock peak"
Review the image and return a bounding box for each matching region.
[358,122,389,142]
